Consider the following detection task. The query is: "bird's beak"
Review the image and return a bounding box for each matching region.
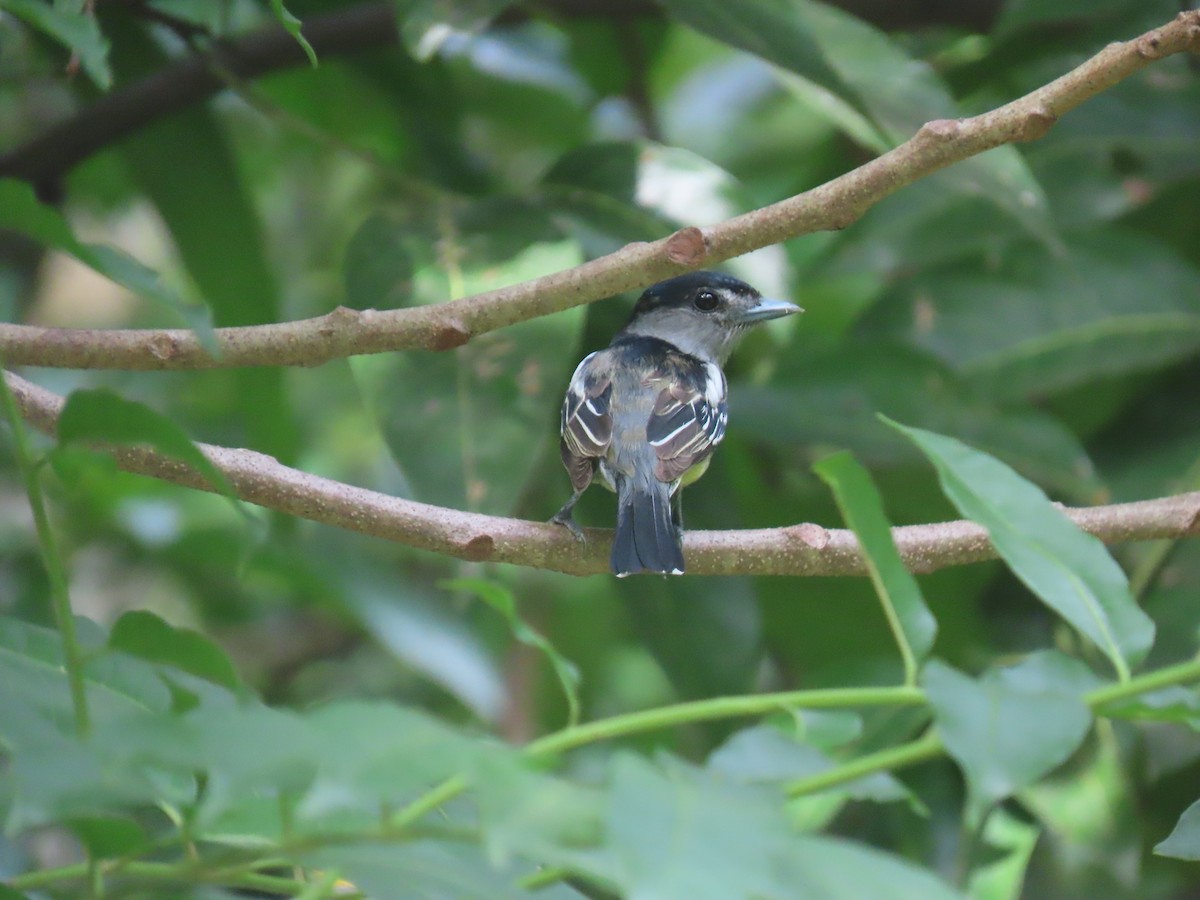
[740,297,803,323]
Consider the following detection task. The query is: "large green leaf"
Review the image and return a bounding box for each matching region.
[814,451,937,676]
[57,388,236,500]
[298,701,498,825]
[351,205,584,516]
[598,754,792,899]
[736,342,1103,502]
[0,180,214,345]
[665,0,1055,250]
[659,0,874,145]
[861,231,1200,401]
[889,420,1155,678]
[707,722,913,806]
[108,17,297,465]
[108,610,242,694]
[924,655,1094,822]
[0,616,170,744]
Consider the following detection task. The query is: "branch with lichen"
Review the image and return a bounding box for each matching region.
[2,10,1198,371]
[7,371,1199,576]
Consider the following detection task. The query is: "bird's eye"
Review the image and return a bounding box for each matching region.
[694,290,719,311]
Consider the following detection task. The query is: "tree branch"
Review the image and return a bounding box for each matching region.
[2,10,1197,371]
[0,2,400,197]
[7,370,1199,577]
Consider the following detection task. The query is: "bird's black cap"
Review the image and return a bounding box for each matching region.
[630,271,758,317]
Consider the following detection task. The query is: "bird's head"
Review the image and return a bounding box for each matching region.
[622,271,802,363]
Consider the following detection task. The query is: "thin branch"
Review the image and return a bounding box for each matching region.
[0,3,400,198]
[2,10,1198,371]
[7,370,1199,577]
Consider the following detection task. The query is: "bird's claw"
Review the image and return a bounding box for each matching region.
[551,511,587,545]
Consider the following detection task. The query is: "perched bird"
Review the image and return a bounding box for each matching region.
[553,271,801,576]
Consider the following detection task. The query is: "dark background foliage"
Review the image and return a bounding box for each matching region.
[1,0,1199,896]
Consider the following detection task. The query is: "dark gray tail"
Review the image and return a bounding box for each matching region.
[611,476,684,577]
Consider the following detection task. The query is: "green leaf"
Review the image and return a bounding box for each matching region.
[814,451,937,680]
[306,841,567,899]
[658,0,876,146]
[774,834,963,899]
[887,419,1155,678]
[600,754,789,899]
[268,0,317,67]
[395,0,519,60]
[924,656,1093,823]
[299,701,499,824]
[666,0,1054,250]
[0,180,216,349]
[108,16,297,464]
[342,213,417,310]
[57,388,237,501]
[1099,686,1200,730]
[443,577,581,727]
[475,758,605,866]
[108,611,242,693]
[0,616,170,744]
[342,575,504,723]
[708,723,913,806]
[66,814,149,858]
[737,342,1103,502]
[861,232,1200,401]
[2,0,111,88]
[352,222,584,516]
[1156,798,1200,861]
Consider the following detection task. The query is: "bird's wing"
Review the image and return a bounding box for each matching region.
[646,362,728,484]
[560,352,614,492]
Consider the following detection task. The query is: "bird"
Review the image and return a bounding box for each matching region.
[552,271,801,576]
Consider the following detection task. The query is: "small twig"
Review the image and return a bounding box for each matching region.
[6,370,1200,577]
[2,10,1197,370]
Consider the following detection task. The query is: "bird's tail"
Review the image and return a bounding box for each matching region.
[612,475,684,577]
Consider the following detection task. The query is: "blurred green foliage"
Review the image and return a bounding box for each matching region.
[2,0,1200,896]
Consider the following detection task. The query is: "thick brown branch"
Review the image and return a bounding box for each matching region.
[2,11,1198,370]
[8,371,1199,577]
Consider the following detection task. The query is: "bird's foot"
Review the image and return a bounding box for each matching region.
[551,509,587,544]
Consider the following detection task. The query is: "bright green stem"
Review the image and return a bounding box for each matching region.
[0,370,90,737]
[785,731,945,798]
[387,686,925,832]
[1086,654,1200,708]
[8,859,308,893]
[524,685,926,758]
[388,774,470,831]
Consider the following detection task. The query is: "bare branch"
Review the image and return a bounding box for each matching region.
[8,371,1198,577]
[2,10,1198,371]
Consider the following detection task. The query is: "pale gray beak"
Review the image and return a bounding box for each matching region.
[740,296,803,324]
